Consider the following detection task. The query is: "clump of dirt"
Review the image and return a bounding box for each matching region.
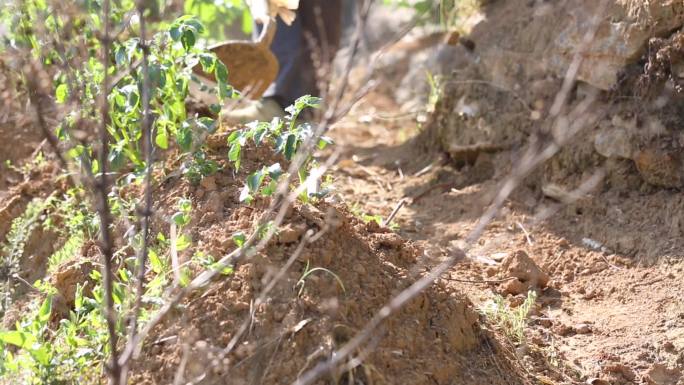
[128,130,527,385]
[496,250,549,296]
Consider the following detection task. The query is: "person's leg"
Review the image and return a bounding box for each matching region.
[260,14,308,108]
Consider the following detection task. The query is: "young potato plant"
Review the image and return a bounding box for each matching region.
[227,94,334,203]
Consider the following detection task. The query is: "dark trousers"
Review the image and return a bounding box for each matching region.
[259,0,344,107]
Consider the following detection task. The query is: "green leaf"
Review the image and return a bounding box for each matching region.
[284,134,297,160]
[199,53,216,73]
[148,63,165,90]
[228,142,241,169]
[0,331,37,349]
[31,346,50,366]
[155,128,169,149]
[218,81,233,100]
[232,232,246,247]
[176,234,192,251]
[247,170,265,192]
[239,185,252,203]
[115,46,128,66]
[261,180,277,196]
[267,163,283,180]
[227,130,240,144]
[38,296,52,324]
[181,29,196,50]
[179,267,191,287]
[177,125,192,152]
[209,103,221,115]
[317,136,333,150]
[197,117,217,133]
[184,18,205,34]
[109,147,125,170]
[55,84,68,103]
[169,26,182,41]
[178,198,192,212]
[171,212,189,227]
[214,61,228,84]
[149,249,163,274]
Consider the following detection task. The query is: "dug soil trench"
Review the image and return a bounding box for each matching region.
[326,1,684,384]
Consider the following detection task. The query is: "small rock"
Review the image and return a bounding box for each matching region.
[509,295,526,308]
[515,344,529,359]
[277,223,307,244]
[594,126,633,159]
[634,148,684,189]
[353,263,367,276]
[500,278,526,296]
[644,363,681,385]
[538,318,552,328]
[574,323,592,334]
[498,250,549,295]
[662,341,675,353]
[553,323,573,336]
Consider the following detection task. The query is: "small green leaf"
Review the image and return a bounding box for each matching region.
[239,185,252,203]
[180,29,196,50]
[31,346,50,366]
[261,180,277,196]
[232,232,246,247]
[317,136,334,150]
[178,198,192,212]
[148,63,165,90]
[227,130,240,144]
[55,84,68,103]
[197,117,217,133]
[214,61,228,84]
[171,212,189,227]
[155,128,169,149]
[284,134,297,160]
[228,142,241,170]
[115,46,128,66]
[176,234,192,251]
[149,249,163,274]
[199,53,216,73]
[177,125,192,152]
[179,267,191,287]
[267,163,283,180]
[38,296,52,324]
[91,159,99,175]
[169,26,181,41]
[0,331,37,349]
[247,170,265,192]
[209,103,221,115]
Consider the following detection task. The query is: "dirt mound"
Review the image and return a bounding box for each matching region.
[127,131,527,385]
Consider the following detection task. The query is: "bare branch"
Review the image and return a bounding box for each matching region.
[121,1,155,382]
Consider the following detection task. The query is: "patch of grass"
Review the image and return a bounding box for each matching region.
[0,198,50,319]
[481,290,537,344]
[47,233,85,273]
